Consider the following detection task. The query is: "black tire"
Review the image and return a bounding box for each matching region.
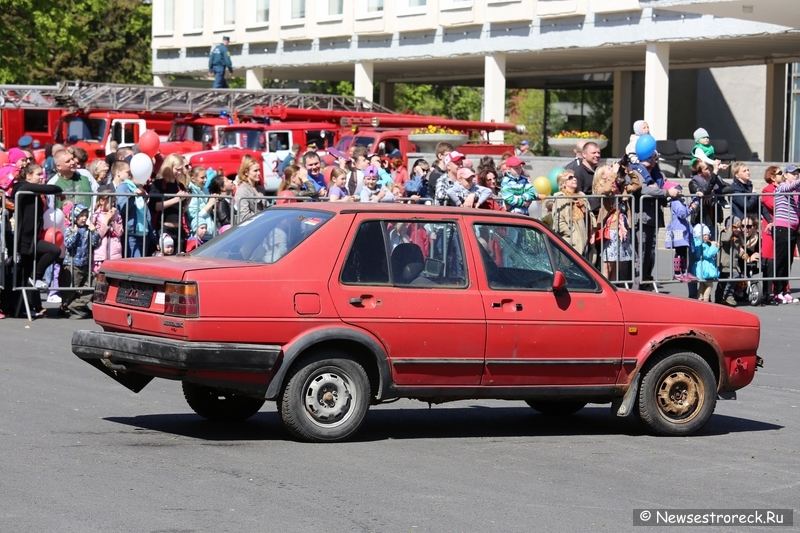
[525,400,587,416]
[748,283,761,307]
[280,350,370,443]
[182,382,266,422]
[637,349,717,436]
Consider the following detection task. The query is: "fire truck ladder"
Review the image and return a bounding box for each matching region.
[0,81,395,115]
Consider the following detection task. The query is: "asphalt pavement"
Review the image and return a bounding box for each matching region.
[0,297,798,533]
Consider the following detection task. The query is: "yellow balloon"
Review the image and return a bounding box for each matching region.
[533,176,552,196]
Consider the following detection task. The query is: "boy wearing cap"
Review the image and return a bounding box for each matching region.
[500,156,538,215]
[447,168,492,208]
[434,150,465,206]
[60,204,101,319]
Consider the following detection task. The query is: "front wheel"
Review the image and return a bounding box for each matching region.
[525,400,587,416]
[182,382,266,422]
[748,283,761,307]
[637,349,717,436]
[280,350,370,443]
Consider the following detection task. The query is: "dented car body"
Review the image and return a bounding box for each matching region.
[72,203,762,442]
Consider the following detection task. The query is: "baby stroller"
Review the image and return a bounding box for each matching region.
[733,259,761,306]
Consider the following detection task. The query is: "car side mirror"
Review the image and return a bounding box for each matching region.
[553,271,567,292]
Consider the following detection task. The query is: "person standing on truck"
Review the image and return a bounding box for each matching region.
[208,36,234,89]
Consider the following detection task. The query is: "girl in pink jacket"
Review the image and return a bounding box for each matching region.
[92,185,124,273]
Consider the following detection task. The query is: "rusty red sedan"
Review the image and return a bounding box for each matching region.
[72,203,762,442]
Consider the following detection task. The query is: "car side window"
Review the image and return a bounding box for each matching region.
[341,220,467,288]
[549,241,598,291]
[474,224,554,290]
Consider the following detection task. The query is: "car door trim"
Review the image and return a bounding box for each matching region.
[391,358,484,365]
[393,385,617,399]
[486,358,622,365]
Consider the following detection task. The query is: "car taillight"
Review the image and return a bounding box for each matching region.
[164,282,199,317]
[93,273,109,304]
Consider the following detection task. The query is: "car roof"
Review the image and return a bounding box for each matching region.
[270,202,533,221]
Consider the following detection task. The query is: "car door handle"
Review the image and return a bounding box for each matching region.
[491,302,501,308]
[349,297,365,307]
[492,301,523,311]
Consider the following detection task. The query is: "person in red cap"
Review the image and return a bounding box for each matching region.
[434,150,466,206]
[500,156,540,215]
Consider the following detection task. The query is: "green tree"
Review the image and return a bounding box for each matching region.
[0,0,152,85]
[506,89,546,153]
[394,84,483,120]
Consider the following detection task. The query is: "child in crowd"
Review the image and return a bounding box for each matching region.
[403,159,431,204]
[446,168,493,208]
[542,200,554,229]
[664,185,697,281]
[185,223,209,252]
[690,128,725,169]
[91,185,123,273]
[60,204,101,319]
[159,234,175,256]
[691,223,719,302]
[327,168,353,202]
[716,218,745,306]
[359,166,395,203]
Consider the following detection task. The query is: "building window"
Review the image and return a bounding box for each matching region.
[409,0,426,6]
[163,0,175,32]
[367,0,384,12]
[292,0,305,19]
[327,0,343,15]
[256,0,270,22]
[190,0,205,30]
[224,0,236,25]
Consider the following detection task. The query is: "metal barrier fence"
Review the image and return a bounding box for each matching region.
[639,191,800,304]
[1,189,6,293]
[7,186,800,319]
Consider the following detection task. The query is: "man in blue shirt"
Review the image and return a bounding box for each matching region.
[303,152,328,195]
[208,36,233,89]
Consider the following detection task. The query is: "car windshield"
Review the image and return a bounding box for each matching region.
[169,123,208,142]
[220,129,266,150]
[193,208,334,264]
[336,135,376,151]
[56,117,107,143]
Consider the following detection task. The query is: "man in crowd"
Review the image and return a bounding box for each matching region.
[428,141,454,198]
[347,146,370,195]
[208,36,234,89]
[574,142,601,212]
[49,150,94,209]
[516,140,532,156]
[280,143,301,173]
[563,140,587,172]
[303,151,327,194]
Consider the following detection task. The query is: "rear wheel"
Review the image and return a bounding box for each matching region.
[748,283,761,307]
[637,349,717,436]
[280,350,370,443]
[525,400,587,416]
[182,382,266,422]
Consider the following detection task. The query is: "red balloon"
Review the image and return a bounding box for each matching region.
[44,228,64,247]
[138,130,161,157]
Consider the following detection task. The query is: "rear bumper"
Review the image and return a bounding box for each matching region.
[71,330,281,393]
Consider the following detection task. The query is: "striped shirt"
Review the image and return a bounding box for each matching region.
[772,179,800,229]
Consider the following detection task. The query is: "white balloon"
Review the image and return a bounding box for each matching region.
[42,208,65,230]
[528,200,543,220]
[130,153,153,185]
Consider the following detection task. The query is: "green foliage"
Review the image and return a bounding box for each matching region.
[307,81,355,96]
[0,0,152,85]
[394,84,483,120]
[506,89,546,153]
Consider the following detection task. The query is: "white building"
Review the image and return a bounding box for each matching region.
[151,0,800,160]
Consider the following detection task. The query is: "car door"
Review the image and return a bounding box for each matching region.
[328,215,486,386]
[471,220,625,387]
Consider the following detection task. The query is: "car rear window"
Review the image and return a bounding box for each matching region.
[192,209,333,264]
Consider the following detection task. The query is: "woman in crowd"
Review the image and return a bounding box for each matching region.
[186,166,216,240]
[592,164,632,281]
[87,158,109,186]
[729,162,771,224]
[767,166,800,304]
[760,166,781,304]
[553,168,596,258]
[148,153,189,252]
[278,165,318,199]
[207,174,234,230]
[12,162,63,317]
[390,158,408,194]
[688,158,729,238]
[233,155,265,223]
[477,166,502,207]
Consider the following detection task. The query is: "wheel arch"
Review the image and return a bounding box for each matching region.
[265,327,394,401]
[639,333,722,387]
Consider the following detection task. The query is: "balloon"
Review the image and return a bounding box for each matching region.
[44,228,64,247]
[547,167,564,192]
[532,176,552,196]
[0,152,8,166]
[528,200,544,220]
[635,133,657,161]
[138,130,160,158]
[218,224,232,234]
[42,208,65,230]
[130,153,153,184]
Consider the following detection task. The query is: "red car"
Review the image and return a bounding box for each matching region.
[72,204,763,442]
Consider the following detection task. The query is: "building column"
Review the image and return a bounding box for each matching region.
[644,43,670,140]
[153,75,171,88]
[379,82,395,110]
[765,63,786,162]
[484,53,506,143]
[612,70,633,157]
[355,62,374,102]
[246,68,264,90]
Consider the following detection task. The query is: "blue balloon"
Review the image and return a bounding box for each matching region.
[635,134,657,161]
[547,167,564,192]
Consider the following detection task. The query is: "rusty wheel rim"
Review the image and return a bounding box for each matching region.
[655,366,705,423]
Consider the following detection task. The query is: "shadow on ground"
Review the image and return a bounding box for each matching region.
[104,404,782,443]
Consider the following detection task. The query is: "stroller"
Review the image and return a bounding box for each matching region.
[733,259,761,306]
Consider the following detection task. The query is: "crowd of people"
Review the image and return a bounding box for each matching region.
[2,125,800,318]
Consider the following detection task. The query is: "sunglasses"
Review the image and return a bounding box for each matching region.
[776,171,784,175]
[744,224,755,228]
[566,175,577,180]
